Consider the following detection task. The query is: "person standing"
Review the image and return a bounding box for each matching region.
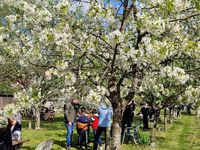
[140,103,149,130]
[0,116,12,150]
[91,109,102,150]
[64,100,76,150]
[76,108,93,149]
[11,116,22,145]
[121,100,135,136]
[93,99,113,150]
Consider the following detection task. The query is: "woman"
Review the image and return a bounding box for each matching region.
[93,99,113,150]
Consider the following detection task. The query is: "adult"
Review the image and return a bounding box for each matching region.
[10,116,22,146]
[93,99,113,150]
[64,99,78,150]
[0,116,12,150]
[140,103,149,130]
[121,100,135,136]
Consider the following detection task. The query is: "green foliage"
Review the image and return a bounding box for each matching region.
[192,0,200,10]
[165,0,174,12]
[0,83,15,95]
[139,131,151,145]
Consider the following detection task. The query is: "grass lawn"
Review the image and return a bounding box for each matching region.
[21,113,200,150]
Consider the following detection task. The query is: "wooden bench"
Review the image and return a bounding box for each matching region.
[121,123,141,145]
[35,139,54,150]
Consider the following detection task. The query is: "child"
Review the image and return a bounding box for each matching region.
[77,108,93,150]
[92,109,102,150]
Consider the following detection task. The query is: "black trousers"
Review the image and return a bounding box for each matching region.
[121,121,132,137]
[93,126,106,150]
[143,117,148,129]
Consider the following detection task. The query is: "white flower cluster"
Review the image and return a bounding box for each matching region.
[84,86,108,104]
[139,75,165,98]
[160,66,190,84]
[4,103,20,117]
[139,15,166,35]
[88,2,115,23]
[178,86,200,103]
[85,89,102,104]
[37,8,52,22]
[5,15,17,23]
[109,30,124,44]
[54,0,70,13]
[64,72,76,85]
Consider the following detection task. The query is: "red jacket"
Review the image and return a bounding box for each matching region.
[92,115,99,130]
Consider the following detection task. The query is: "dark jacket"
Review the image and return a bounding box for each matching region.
[122,103,135,123]
[0,126,12,150]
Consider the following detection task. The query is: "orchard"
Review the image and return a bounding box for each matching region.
[0,0,199,150]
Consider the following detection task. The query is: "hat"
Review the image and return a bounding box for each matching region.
[0,116,8,128]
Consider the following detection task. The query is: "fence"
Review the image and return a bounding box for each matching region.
[0,95,14,109]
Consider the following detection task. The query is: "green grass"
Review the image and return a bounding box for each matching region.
[21,114,200,150]
[156,114,200,150]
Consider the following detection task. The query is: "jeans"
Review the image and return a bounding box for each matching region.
[66,122,75,146]
[93,129,102,146]
[93,127,106,150]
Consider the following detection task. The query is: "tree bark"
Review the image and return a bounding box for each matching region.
[168,109,172,124]
[106,126,111,150]
[28,120,32,129]
[35,107,40,130]
[110,98,123,150]
[151,120,157,143]
[164,108,167,131]
[111,122,121,150]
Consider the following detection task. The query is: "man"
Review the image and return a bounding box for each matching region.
[64,99,79,150]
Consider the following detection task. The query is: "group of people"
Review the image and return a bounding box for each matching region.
[0,112,22,150]
[41,105,55,121]
[63,99,162,150]
[64,99,113,150]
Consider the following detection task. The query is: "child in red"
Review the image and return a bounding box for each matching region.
[92,109,102,150]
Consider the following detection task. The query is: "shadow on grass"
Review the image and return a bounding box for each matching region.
[173,120,184,125]
[21,146,33,150]
[156,136,166,142]
[53,139,66,148]
[181,112,196,116]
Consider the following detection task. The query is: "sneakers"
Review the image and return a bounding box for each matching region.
[66,146,71,150]
[98,146,102,150]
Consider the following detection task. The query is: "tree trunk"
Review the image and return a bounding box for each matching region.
[151,120,157,146]
[35,107,40,130]
[168,109,172,124]
[164,109,167,131]
[111,101,123,150]
[106,126,111,150]
[111,122,121,150]
[28,120,32,129]
[173,109,177,119]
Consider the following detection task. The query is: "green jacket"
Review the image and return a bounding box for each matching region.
[64,102,76,123]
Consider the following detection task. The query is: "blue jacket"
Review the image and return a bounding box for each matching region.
[98,103,113,127]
